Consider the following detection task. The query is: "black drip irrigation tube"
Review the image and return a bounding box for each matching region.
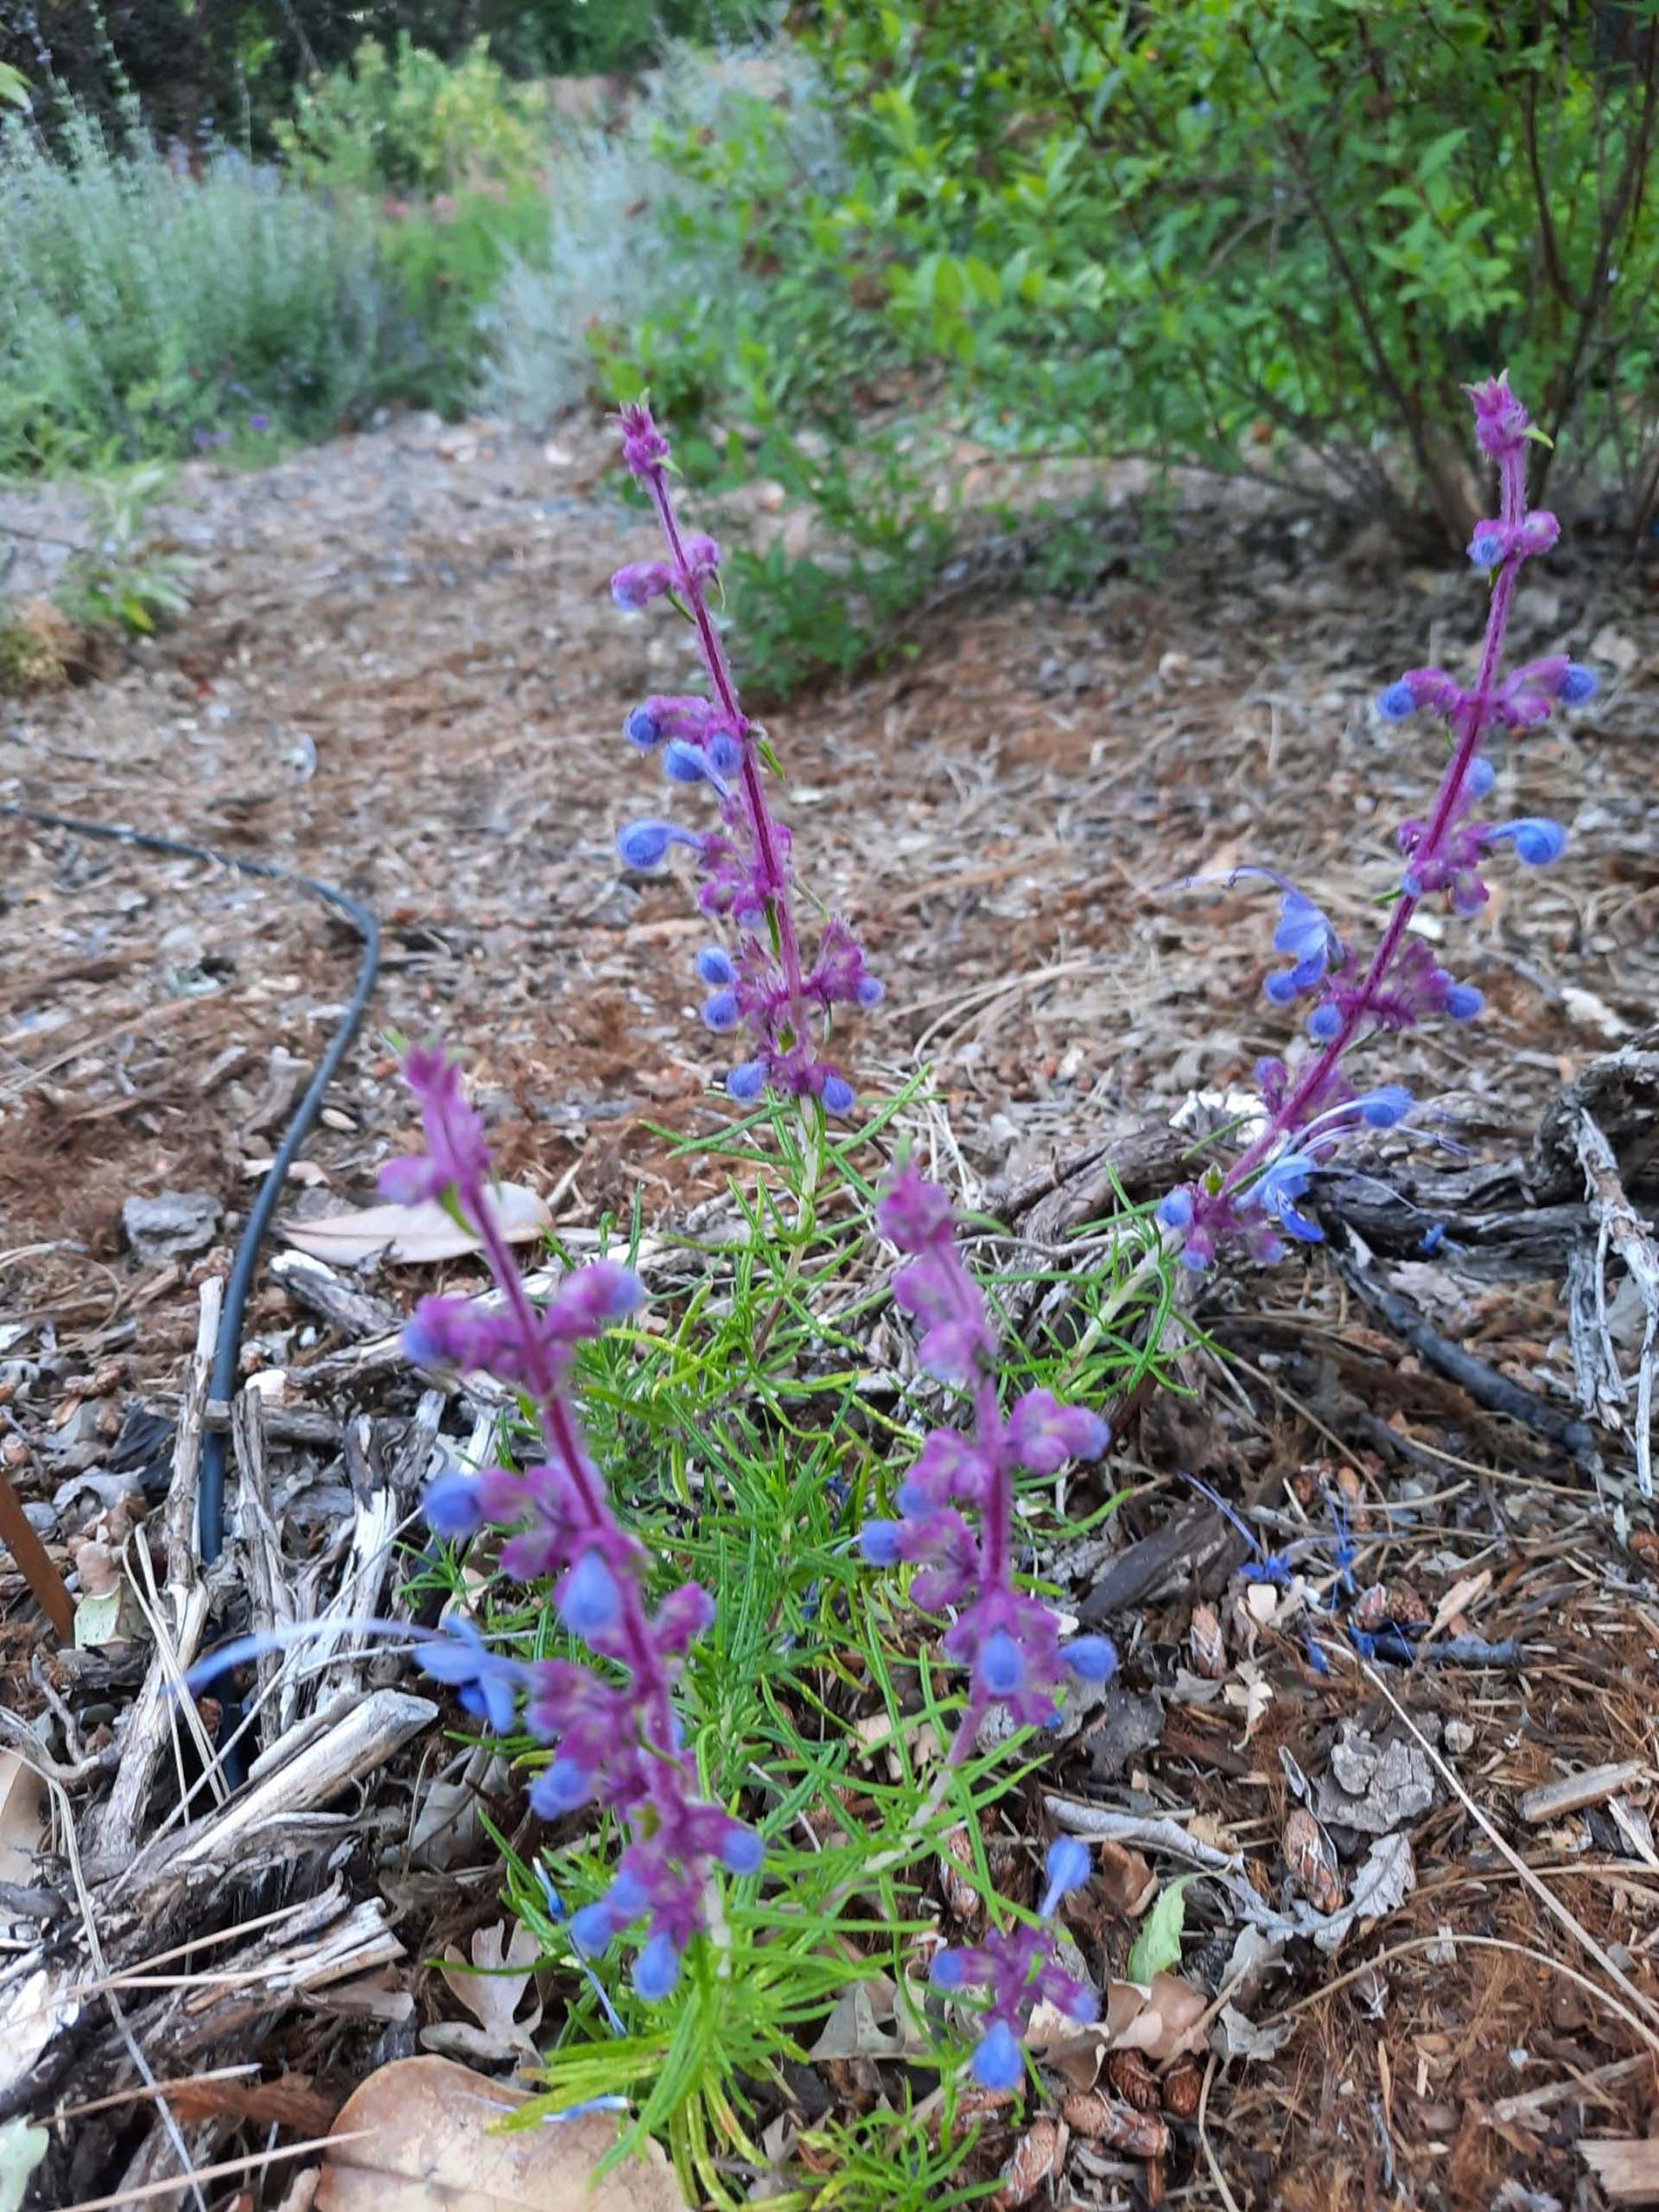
[1,804,380,1565]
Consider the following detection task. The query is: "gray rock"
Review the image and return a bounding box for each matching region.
[122,1191,221,1262]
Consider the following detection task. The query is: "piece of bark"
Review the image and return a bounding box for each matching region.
[1077,1505,1250,1623]
[1519,1762,1646,1824]
[92,1278,222,1863]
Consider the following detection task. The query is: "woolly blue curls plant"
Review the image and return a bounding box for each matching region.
[1151,374,1596,1268]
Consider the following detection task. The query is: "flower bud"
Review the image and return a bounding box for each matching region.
[696,945,735,986]
[727,1061,767,1103]
[701,988,740,1033]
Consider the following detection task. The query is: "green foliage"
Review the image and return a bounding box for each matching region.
[0,107,386,472]
[55,464,196,636]
[803,0,1659,538]
[375,183,550,415]
[273,34,543,196]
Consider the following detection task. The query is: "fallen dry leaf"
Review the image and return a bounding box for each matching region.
[314,2056,687,2212]
[426,1921,543,2063]
[283,1184,550,1268]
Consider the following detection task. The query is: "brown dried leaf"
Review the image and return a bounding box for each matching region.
[1284,1808,1344,1915]
[995,2118,1065,2208]
[1059,2092,1170,2158]
[1188,1603,1228,1681]
[283,1185,550,1268]
[1112,1972,1208,2063]
[433,1921,542,2059]
[315,2056,688,2211]
[1094,1838,1157,1919]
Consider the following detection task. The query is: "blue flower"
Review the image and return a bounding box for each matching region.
[617,820,700,870]
[1559,664,1598,704]
[701,988,740,1032]
[978,1629,1025,1695]
[422,1471,482,1537]
[530,1757,594,1816]
[696,945,734,986]
[560,1551,622,1641]
[633,1930,681,2002]
[1251,1153,1321,1243]
[416,1619,520,1734]
[821,1074,855,1116]
[662,741,710,785]
[719,1824,765,1876]
[1376,680,1417,722]
[1306,1001,1342,1043]
[1039,1837,1092,1916]
[931,1948,969,1991]
[1444,982,1484,1020]
[1156,1187,1194,1231]
[1465,755,1497,799]
[1491,817,1567,866]
[858,1520,903,1566]
[1356,1084,1411,1128]
[1060,1634,1118,1682]
[1468,528,1506,567]
[727,1061,767,1103]
[971,2019,1024,2091]
[625,704,662,748]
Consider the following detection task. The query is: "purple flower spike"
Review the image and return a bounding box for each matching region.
[863,1169,1114,1761]
[607,400,878,1116]
[387,1046,759,1986]
[1162,377,1580,1276]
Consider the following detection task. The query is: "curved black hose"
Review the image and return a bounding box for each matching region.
[1,803,380,1560]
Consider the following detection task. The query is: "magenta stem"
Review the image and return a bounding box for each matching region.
[1220,442,1526,1196]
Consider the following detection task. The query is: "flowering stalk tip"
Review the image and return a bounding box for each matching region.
[608,399,877,1116]
[1156,374,1594,1270]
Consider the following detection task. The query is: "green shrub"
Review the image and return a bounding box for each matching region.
[805,0,1659,542]
[273,33,543,196]
[0,106,385,470]
[374,181,551,416]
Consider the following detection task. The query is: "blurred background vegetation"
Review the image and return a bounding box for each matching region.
[3,1,1656,690]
